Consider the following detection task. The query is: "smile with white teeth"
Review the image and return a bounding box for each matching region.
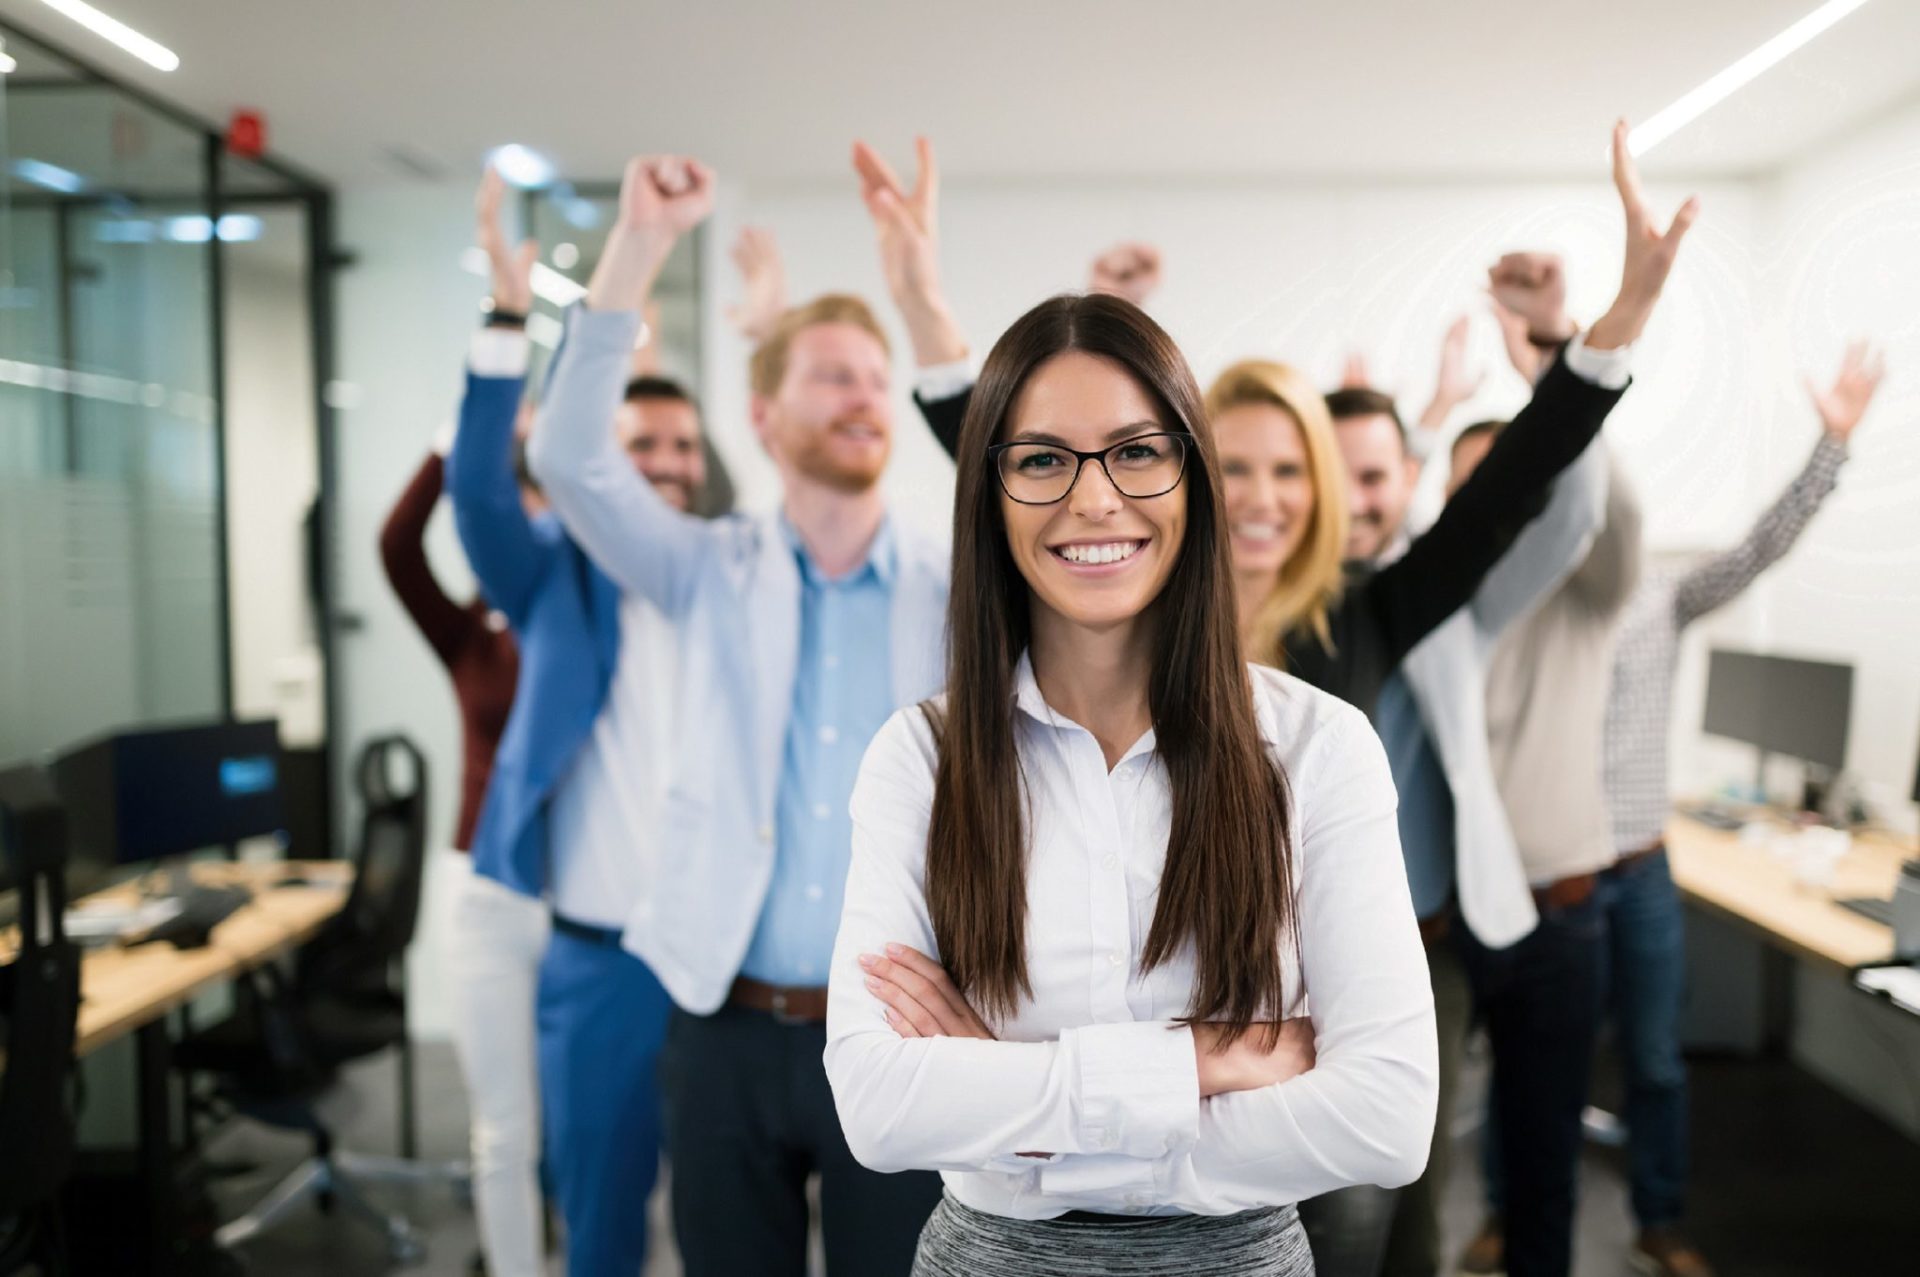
[834,422,881,441]
[1053,540,1146,565]
[1233,521,1283,543]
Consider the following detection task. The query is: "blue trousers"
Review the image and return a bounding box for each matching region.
[538,922,672,1277]
[1597,847,1689,1229]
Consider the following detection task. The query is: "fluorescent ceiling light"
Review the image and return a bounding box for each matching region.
[1627,0,1873,156]
[0,40,18,73]
[487,144,556,189]
[460,247,588,306]
[36,0,180,72]
[10,158,87,193]
[163,213,266,243]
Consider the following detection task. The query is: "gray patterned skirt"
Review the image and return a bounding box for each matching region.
[911,1193,1316,1276]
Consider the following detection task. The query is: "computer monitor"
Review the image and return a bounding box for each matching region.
[50,720,287,894]
[1702,649,1853,796]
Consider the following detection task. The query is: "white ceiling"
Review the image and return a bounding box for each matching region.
[4,0,1919,189]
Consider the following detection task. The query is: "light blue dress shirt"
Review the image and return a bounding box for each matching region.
[738,518,900,986]
[1375,671,1455,921]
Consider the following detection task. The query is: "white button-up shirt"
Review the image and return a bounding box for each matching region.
[825,655,1437,1219]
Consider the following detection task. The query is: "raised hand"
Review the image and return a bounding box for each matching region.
[725,226,788,343]
[1417,315,1487,431]
[476,166,537,316]
[1586,120,1699,351]
[1487,252,1572,344]
[1490,296,1546,383]
[1432,316,1485,405]
[615,154,717,236]
[852,136,968,365]
[1340,351,1374,390]
[589,154,717,314]
[853,137,943,305]
[1088,242,1163,306]
[1807,339,1888,441]
[859,944,996,1041]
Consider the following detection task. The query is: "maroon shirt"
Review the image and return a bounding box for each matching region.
[378,453,519,851]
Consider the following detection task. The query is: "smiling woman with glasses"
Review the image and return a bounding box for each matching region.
[823,292,1438,1276]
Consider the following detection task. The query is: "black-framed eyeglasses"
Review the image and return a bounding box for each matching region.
[987,432,1191,505]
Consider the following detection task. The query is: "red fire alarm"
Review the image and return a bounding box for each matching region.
[226,110,267,160]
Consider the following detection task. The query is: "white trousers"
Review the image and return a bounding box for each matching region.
[440,851,551,1277]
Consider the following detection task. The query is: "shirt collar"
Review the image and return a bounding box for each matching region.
[1011,649,1159,764]
[780,512,898,589]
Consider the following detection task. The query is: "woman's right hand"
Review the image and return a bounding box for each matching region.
[1192,1017,1316,1098]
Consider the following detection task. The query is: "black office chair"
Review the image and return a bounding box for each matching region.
[174,735,464,1265]
[0,769,81,1277]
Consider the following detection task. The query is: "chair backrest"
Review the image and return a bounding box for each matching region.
[300,736,429,994]
[0,766,81,1215]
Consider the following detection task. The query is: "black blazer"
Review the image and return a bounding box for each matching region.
[913,353,1625,720]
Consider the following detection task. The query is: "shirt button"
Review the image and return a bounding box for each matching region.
[824,654,841,669]
[1126,1192,1150,1208]
[813,803,832,821]
[797,962,814,979]
[819,725,839,745]
[1102,854,1118,871]
[1107,952,1123,968]
[757,824,773,843]
[805,883,824,902]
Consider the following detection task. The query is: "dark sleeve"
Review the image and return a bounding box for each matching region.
[379,454,472,667]
[915,386,972,461]
[1358,352,1627,664]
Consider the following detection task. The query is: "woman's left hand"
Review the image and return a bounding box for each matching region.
[858,944,996,1040]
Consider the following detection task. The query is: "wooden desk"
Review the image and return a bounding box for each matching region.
[1665,814,1906,970]
[2,860,352,1275]
[2,860,353,1055]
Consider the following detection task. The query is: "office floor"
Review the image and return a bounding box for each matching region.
[202,1042,1920,1276]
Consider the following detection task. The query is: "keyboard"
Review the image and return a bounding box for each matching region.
[1677,803,1748,832]
[1837,896,1895,928]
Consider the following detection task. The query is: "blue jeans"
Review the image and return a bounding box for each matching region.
[1598,847,1689,1230]
[537,921,673,1277]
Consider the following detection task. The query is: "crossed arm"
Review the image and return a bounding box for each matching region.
[824,706,1437,1211]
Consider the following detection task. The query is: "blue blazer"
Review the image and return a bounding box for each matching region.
[446,371,621,897]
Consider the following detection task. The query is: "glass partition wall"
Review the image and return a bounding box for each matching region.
[0,20,338,852]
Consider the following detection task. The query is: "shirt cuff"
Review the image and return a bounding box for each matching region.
[1063,1021,1200,1159]
[1560,330,1632,390]
[469,327,531,379]
[430,418,456,457]
[915,359,977,403]
[1405,427,1439,465]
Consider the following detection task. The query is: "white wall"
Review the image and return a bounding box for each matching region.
[1663,102,1920,827]
[333,183,489,1035]
[706,173,1763,543]
[224,216,324,746]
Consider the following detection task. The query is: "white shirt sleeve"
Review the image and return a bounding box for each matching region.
[1144,706,1437,1210]
[468,326,532,379]
[1560,330,1632,390]
[824,709,1202,1177]
[1026,703,1437,1215]
[913,360,978,403]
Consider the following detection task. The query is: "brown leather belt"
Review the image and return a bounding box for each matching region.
[1533,872,1598,912]
[729,976,830,1025]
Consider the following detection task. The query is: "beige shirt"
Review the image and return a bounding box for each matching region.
[1485,457,1643,886]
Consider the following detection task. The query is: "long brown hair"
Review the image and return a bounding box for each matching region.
[926,293,1296,1045]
